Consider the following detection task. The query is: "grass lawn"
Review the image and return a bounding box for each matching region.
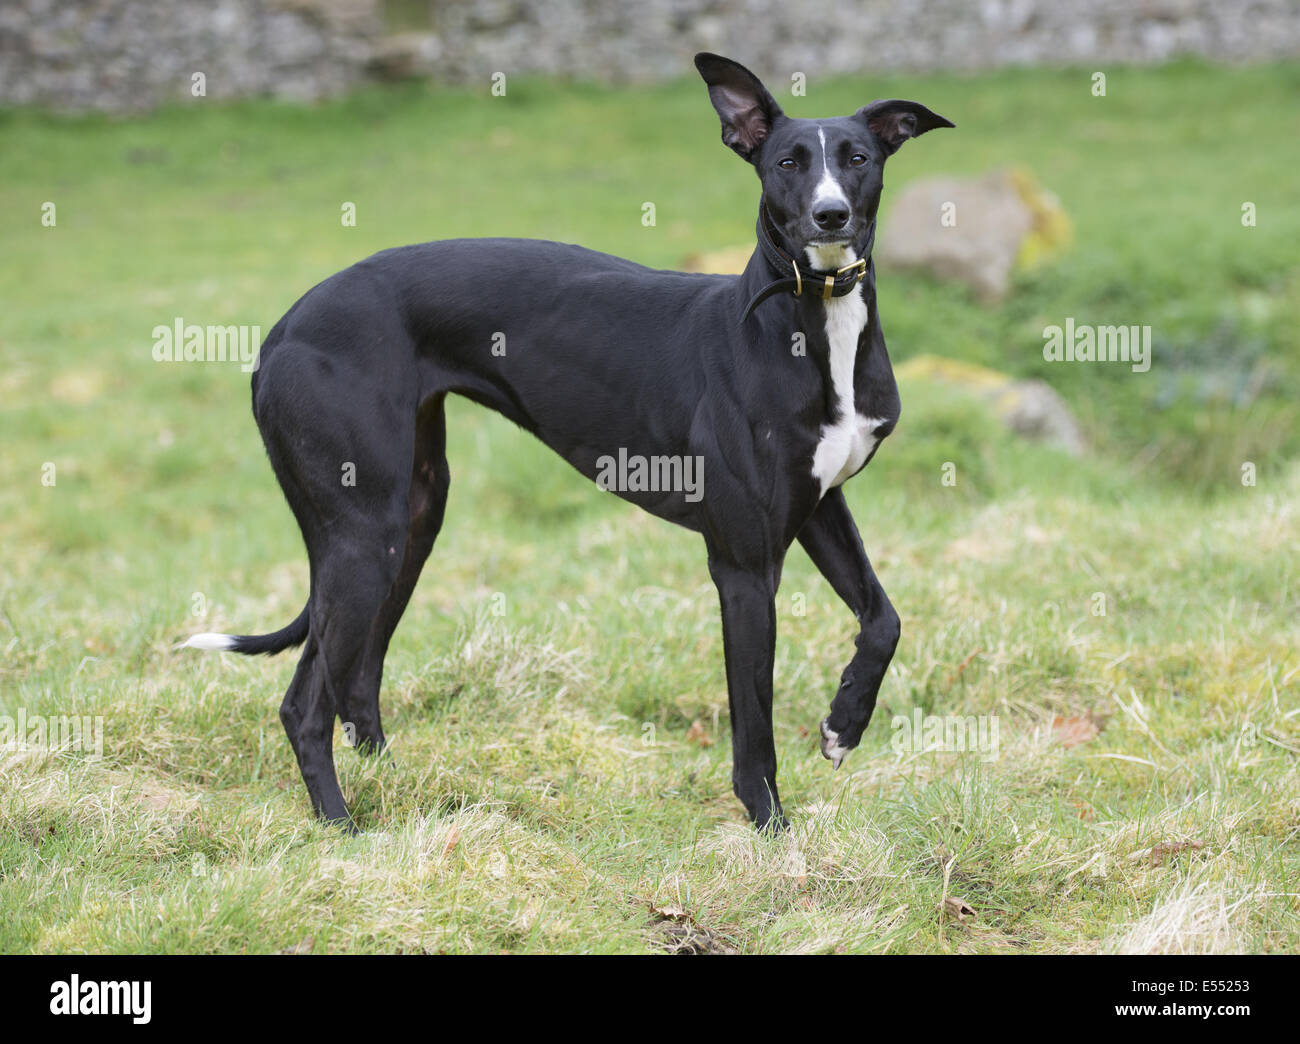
[1,59,1297,953]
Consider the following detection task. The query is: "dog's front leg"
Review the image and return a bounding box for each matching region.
[707,553,786,831]
[797,487,900,767]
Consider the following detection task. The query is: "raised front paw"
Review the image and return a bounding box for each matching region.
[819,718,853,769]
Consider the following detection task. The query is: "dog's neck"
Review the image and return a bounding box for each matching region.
[739,202,876,323]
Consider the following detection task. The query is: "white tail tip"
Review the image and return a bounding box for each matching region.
[179,632,236,651]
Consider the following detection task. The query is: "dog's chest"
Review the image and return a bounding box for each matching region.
[810,290,885,495]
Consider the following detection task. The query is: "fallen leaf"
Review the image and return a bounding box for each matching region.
[942,896,977,923]
[685,719,713,747]
[439,825,461,860]
[945,647,983,688]
[1131,840,1206,867]
[642,898,733,953]
[1052,714,1100,748]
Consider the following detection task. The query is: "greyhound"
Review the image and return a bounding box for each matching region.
[182,54,953,832]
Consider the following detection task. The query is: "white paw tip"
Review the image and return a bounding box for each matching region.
[819,720,850,769]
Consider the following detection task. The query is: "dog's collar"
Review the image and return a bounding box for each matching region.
[742,203,874,322]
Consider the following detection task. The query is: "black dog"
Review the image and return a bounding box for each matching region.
[183,54,953,832]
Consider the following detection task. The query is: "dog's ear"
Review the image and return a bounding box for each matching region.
[858,100,954,155]
[694,53,784,162]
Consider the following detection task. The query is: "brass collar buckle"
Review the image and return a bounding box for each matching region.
[821,257,867,301]
[791,257,866,301]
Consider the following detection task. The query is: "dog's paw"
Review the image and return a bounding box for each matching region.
[819,719,851,769]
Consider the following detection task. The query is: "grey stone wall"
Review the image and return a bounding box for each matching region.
[3,0,1299,112]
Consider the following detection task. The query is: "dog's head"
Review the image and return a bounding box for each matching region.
[695,53,953,271]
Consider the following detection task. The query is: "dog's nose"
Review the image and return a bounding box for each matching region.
[813,205,851,232]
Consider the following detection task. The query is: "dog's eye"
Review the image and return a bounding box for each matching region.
[777,158,797,170]
[849,154,869,167]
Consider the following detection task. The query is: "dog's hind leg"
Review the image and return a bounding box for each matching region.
[278,528,404,830]
[278,635,350,826]
[257,343,419,828]
[345,395,451,755]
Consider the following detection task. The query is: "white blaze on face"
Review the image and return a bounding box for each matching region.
[805,128,854,271]
[811,126,849,217]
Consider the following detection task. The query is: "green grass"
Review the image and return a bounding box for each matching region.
[1,61,1297,953]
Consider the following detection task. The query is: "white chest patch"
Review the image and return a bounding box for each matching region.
[805,251,883,495]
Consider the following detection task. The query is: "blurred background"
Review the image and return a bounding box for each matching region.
[4,0,1298,495]
[6,0,1300,107]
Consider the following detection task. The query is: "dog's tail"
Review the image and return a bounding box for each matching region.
[179,604,309,656]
